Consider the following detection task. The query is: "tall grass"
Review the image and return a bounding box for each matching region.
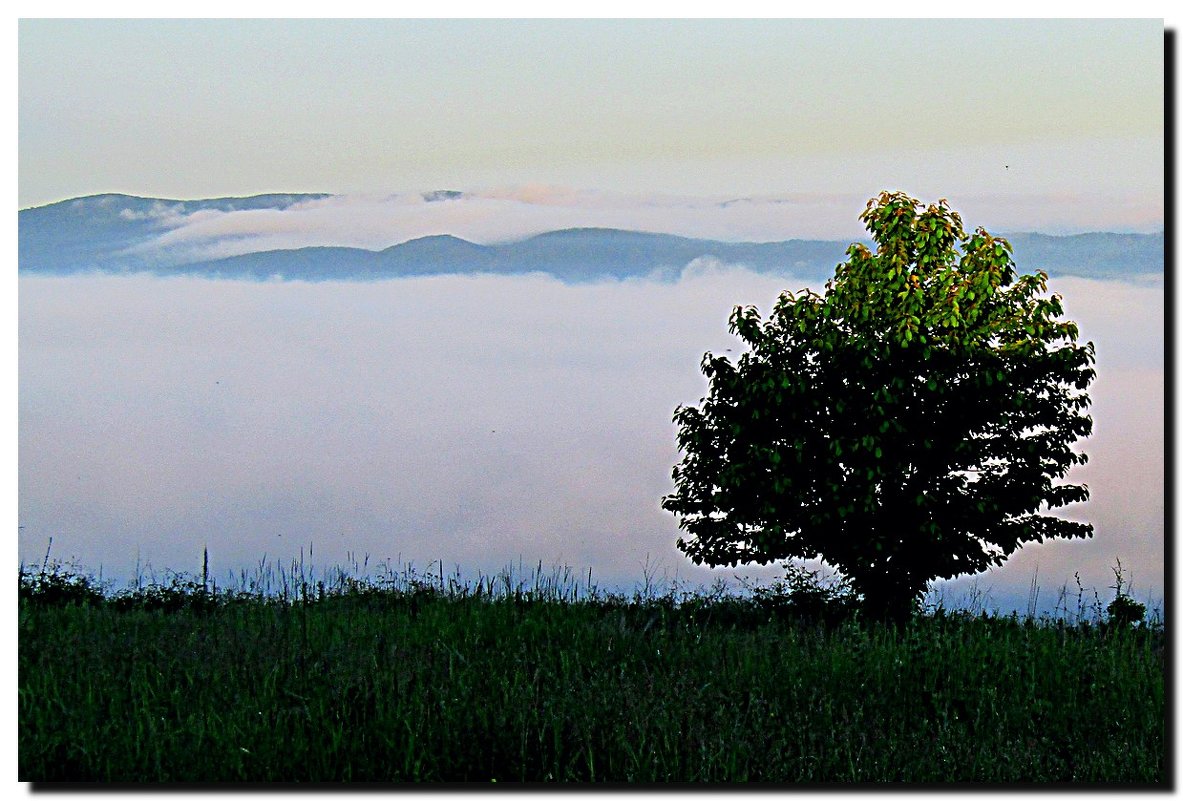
[19,555,1165,782]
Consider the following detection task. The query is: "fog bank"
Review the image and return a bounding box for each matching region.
[18,270,1163,610]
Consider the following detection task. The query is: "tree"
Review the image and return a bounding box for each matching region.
[662,191,1095,625]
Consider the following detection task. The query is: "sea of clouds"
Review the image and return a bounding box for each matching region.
[18,265,1163,613]
[112,185,1165,270]
[118,188,872,267]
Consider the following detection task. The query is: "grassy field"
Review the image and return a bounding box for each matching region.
[18,558,1165,783]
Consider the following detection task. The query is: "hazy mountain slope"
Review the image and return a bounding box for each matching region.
[496,228,850,281]
[183,229,852,283]
[19,193,331,274]
[194,247,384,281]
[1005,232,1164,280]
[378,235,500,275]
[18,194,1163,283]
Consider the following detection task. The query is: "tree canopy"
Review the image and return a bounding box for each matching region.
[662,191,1096,624]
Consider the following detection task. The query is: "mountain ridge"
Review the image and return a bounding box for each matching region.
[19,194,1164,283]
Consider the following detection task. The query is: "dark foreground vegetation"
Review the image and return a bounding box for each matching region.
[19,558,1164,783]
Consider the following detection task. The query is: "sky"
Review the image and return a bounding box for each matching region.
[18,18,1164,236]
[12,17,1168,614]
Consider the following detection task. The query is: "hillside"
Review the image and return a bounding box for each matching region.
[19,193,1164,283]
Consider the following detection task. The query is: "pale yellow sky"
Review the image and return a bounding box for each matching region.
[18,18,1164,229]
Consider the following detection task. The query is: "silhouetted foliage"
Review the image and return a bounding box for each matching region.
[19,561,106,607]
[664,192,1096,625]
[1106,560,1147,628]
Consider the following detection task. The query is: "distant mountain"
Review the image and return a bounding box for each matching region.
[18,193,1164,283]
[381,234,500,274]
[1002,232,1165,281]
[485,228,853,282]
[151,228,861,284]
[19,193,331,275]
[421,190,466,203]
[190,236,503,281]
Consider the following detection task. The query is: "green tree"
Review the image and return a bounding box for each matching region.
[662,191,1095,625]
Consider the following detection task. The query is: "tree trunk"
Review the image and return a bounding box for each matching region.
[855,573,920,628]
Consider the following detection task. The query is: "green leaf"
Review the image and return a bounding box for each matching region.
[665,190,1095,620]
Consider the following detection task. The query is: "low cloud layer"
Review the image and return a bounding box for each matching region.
[115,186,1165,270]
[18,270,1163,611]
[123,190,873,265]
